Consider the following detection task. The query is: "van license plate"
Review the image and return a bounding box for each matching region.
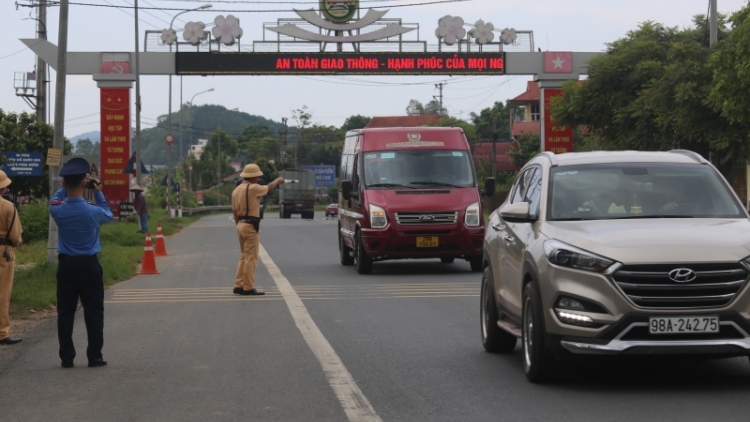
[649,316,719,334]
[416,236,439,248]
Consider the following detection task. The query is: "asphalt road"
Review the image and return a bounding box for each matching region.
[1,212,750,421]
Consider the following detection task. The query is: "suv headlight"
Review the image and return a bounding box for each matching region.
[465,202,480,227]
[370,204,387,229]
[544,239,614,273]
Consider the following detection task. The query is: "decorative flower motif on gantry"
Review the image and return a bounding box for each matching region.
[160,28,177,45]
[435,15,466,46]
[183,21,208,46]
[212,15,244,46]
[500,28,517,45]
[470,20,495,45]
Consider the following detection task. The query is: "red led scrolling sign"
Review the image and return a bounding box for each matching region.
[176,52,505,76]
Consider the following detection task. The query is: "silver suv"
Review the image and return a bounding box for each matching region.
[481,150,750,382]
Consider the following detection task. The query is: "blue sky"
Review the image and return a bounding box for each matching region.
[1,0,747,138]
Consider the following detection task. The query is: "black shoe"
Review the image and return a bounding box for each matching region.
[61,361,74,368]
[240,288,265,296]
[0,337,22,345]
[233,287,243,295]
[88,359,107,368]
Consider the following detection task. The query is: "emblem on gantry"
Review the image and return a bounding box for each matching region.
[267,1,414,43]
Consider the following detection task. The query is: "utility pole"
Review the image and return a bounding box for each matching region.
[35,0,47,124]
[280,117,288,169]
[710,0,718,47]
[47,0,69,265]
[434,82,446,115]
[135,0,143,196]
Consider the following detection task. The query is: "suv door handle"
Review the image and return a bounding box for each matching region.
[503,235,514,243]
[492,224,504,232]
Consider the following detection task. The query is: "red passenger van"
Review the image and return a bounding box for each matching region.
[338,127,495,274]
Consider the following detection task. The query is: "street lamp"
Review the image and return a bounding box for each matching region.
[217,107,239,183]
[166,4,212,219]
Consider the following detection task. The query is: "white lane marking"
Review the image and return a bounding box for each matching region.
[259,244,382,422]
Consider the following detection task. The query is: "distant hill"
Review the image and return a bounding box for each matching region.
[69,131,100,146]
[140,104,290,165]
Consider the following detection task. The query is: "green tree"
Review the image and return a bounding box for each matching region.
[508,133,541,169]
[709,5,750,128]
[237,124,280,162]
[550,18,747,166]
[470,101,519,141]
[0,110,71,200]
[75,138,94,155]
[341,115,371,132]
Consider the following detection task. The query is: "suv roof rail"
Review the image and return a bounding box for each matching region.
[538,151,559,167]
[668,149,708,164]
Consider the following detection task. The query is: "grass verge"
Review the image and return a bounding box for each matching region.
[9,214,212,317]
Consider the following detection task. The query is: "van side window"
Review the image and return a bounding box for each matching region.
[352,154,360,190]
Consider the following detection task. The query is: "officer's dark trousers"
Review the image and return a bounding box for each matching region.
[56,256,104,362]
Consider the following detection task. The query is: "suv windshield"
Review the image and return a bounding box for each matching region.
[363,150,475,188]
[549,163,745,220]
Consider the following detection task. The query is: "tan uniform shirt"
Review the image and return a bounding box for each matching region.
[232,182,269,219]
[0,198,22,247]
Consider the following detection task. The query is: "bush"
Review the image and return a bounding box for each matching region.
[17,201,49,243]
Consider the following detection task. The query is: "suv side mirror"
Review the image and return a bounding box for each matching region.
[483,177,496,197]
[500,202,533,221]
[341,180,358,201]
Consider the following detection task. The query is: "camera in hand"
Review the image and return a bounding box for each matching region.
[86,180,99,189]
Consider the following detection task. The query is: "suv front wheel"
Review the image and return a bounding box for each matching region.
[522,280,559,383]
[481,267,517,353]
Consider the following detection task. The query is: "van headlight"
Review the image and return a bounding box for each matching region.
[370,204,387,229]
[465,202,480,227]
[544,239,614,273]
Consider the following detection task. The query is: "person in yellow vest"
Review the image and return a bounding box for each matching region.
[232,164,284,295]
[0,171,23,345]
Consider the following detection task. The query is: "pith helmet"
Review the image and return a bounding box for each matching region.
[129,184,144,192]
[240,164,263,178]
[0,171,11,189]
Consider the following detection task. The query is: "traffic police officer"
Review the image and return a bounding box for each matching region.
[232,164,283,295]
[0,171,23,345]
[50,157,113,368]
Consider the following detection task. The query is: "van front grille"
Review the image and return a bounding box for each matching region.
[612,263,748,309]
[395,211,458,225]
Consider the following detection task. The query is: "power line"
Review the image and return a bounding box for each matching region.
[63,0,473,12]
[154,0,422,3]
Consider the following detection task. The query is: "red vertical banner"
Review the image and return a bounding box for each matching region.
[100,88,131,215]
[543,88,574,154]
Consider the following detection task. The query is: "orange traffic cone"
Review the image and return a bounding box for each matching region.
[155,222,169,256]
[138,231,160,275]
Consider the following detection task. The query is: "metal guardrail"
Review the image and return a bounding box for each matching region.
[183,206,232,216]
[183,205,282,216]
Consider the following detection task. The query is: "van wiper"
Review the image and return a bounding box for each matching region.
[551,217,600,221]
[367,183,411,189]
[409,181,464,188]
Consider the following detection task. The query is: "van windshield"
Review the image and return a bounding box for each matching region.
[363,150,475,189]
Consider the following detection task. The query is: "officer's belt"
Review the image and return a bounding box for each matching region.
[58,253,99,261]
[238,216,261,232]
[0,238,12,246]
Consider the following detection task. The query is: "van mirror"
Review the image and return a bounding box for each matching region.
[341,180,357,201]
[483,178,496,197]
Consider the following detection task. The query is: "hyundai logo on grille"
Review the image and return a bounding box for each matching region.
[419,215,435,221]
[668,268,697,283]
